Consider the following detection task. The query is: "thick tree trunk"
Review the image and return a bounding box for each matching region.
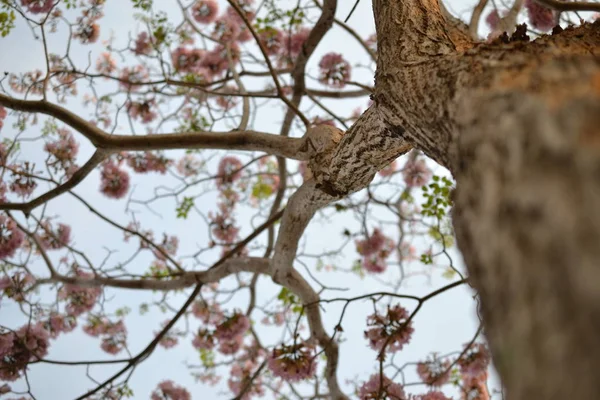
[322,2,600,398]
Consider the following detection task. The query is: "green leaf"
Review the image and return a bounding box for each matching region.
[251,179,273,200]
[176,197,194,219]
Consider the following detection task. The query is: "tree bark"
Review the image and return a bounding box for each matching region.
[324,2,600,398]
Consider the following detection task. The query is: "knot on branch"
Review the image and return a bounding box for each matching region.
[302,125,345,188]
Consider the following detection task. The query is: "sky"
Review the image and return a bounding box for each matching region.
[0,0,504,399]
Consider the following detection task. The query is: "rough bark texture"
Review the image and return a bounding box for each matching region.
[359,2,600,399]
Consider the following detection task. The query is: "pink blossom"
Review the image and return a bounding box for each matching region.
[267,341,316,382]
[414,391,452,400]
[525,0,555,31]
[379,160,397,177]
[284,28,310,57]
[199,48,229,77]
[402,159,432,187]
[83,317,127,354]
[461,374,489,400]
[215,87,239,110]
[259,28,284,55]
[458,343,491,379]
[191,300,223,324]
[191,329,215,350]
[416,354,451,386]
[43,313,77,339]
[363,255,387,273]
[126,99,158,123]
[73,19,100,44]
[209,209,240,243]
[218,334,243,355]
[190,0,219,24]
[134,32,154,55]
[176,154,202,177]
[364,305,414,353]
[0,273,34,302]
[358,373,406,400]
[228,360,265,400]
[225,0,255,23]
[171,47,205,73]
[119,65,148,91]
[356,228,394,257]
[212,17,241,43]
[0,106,7,131]
[214,311,249,341]
[0,215,24,259]
[318,52,351,88]
[20,0,53,14]
[217,156,243,187]
[126,152,171,174]
[9,163,38,198]
[100,161,130,199]
[151,380,191,400]
[485,10,501,30]
[37,220,71,250]
[156,320,179,349]
[58,269,102,316]
[9,71,44,95]
[44,129,79,173]
[96,52,117,74]
[0,323,50,382]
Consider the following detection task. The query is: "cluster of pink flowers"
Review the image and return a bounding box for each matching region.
[402,159,433,187]
[171,47,205,73]
[190,0,219,24]
[176,154,203,177]
[191,299,223,324]
[358,373,406,399]
[364,305,414,353]
[83,317,127,354]
[416,354,451,386]
[191,328,215,350]
[379,160,397,177]
[44,128,79,175]
[209,201,240,243]
[0,272,34,302]
[37,219,71,250]
[0,106,7,131]
[20,0,53,14]
[126,152,171,174]
[126,99,158,123]
[458,343,491,379]
[73,18,100,44]
[8,71,44,95]
[119,65,149,91]
[9,162,38,198]
[259,28,284,55]
[133,32,154,55]
[0,323,50,381]
[214,311,249,341]
[42,313,77,339]
[58,269,102,316]
[150,380,191,400]
[414,391,452,400]
[318,52,351,88]
[525,0,555,31]
[261,311,286,326]
[156,320,180,349]
[228,360,265,400]
[267,341,316,382]
[461,373,489,400]
[96,52,117,74]
[282,28,310,62]
[0,215,24,259]
[485,10,501,30]
[355,228,395,273]
[100,160,130,199]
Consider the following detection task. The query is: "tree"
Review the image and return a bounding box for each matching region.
[0,0,598,399]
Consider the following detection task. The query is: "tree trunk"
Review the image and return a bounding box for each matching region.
[323,2,600,398]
